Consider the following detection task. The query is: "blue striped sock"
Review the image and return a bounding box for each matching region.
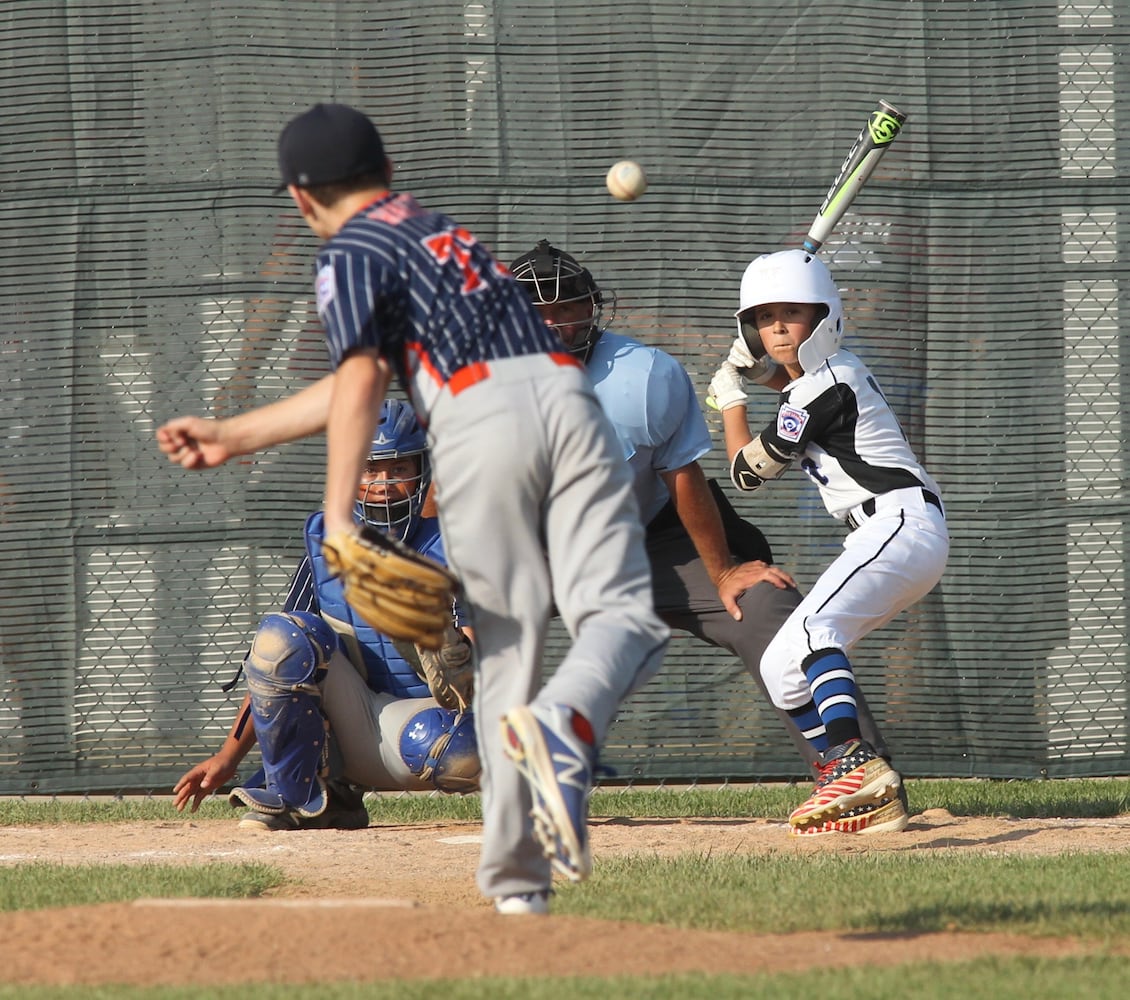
[787,700,830,753]
[802,648,859,745]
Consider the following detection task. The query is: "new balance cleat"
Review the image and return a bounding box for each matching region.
[789,793,910,837]
[789,739,901,830]
[501,704,594,882]
[494,890,551,915]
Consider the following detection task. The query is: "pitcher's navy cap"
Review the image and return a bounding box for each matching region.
[275,103,386,193]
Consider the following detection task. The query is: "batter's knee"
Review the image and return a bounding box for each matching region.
[759,628,811,711]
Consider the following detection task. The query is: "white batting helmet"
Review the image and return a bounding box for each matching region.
[736,249,844,372]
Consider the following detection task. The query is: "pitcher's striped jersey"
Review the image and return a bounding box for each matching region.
[314,192,559,418]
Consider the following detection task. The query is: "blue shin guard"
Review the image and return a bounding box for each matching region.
[233,612,338,817]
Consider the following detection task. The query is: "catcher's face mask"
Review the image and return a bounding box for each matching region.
[357,455,424,541]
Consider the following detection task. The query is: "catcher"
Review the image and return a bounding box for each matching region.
[173,400,479,830]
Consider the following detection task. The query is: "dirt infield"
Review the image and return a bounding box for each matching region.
[1,808,1126,986]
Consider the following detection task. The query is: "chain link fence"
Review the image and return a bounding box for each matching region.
[2,1,1129,792]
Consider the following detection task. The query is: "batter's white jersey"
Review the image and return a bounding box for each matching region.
[767,349,942,523]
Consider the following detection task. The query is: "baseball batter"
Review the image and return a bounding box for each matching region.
[157,104,669,914]
[508,241,898,809]
[709,249,949,833]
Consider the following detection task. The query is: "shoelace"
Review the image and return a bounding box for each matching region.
[812,742,864,788]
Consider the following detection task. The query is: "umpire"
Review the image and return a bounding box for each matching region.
[509,240,891,777]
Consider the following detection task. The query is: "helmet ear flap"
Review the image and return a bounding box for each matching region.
[797,307,844,373]
[735,309,769,360]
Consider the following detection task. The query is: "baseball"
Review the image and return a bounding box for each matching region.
[606,160,648,201]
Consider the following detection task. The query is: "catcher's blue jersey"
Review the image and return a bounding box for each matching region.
[282,510,462,698]
[315,192,559,419]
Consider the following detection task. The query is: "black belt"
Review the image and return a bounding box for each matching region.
[860,488,941,518]
[847,488,942,530]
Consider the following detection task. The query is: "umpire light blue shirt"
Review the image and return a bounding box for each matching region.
[586,331,711,525]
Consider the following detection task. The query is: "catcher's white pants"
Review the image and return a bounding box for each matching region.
[321,650,441,790]
[427,355,669,901]
[760,490,949,710]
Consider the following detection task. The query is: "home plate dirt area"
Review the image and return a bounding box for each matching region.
[1,809,1127,986]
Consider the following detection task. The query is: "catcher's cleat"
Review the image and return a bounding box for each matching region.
[789,739,901,830]
[238,782,369,832]
[494,890,552,916]
[789,792,910,837]
[501,703,594,883]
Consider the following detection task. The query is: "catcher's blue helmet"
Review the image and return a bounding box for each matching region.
[355,398,431,540]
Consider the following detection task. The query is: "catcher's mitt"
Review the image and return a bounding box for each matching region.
[323,526,459,650]
[393,625,474,712]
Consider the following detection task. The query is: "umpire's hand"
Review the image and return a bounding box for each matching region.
[715,560,797,621]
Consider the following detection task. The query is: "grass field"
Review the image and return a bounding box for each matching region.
[0,778,1127,998]
[1,962,1129,1000]
[4,775,1129,825]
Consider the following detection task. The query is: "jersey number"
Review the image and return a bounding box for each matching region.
[423,228,494,295]
[800,457,829,485]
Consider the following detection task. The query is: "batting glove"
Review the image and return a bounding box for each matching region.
[727,335,779,385]
[727,332,759,369]
[707,361,748,412]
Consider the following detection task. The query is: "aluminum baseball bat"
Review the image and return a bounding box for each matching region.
[802,100,907,254]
